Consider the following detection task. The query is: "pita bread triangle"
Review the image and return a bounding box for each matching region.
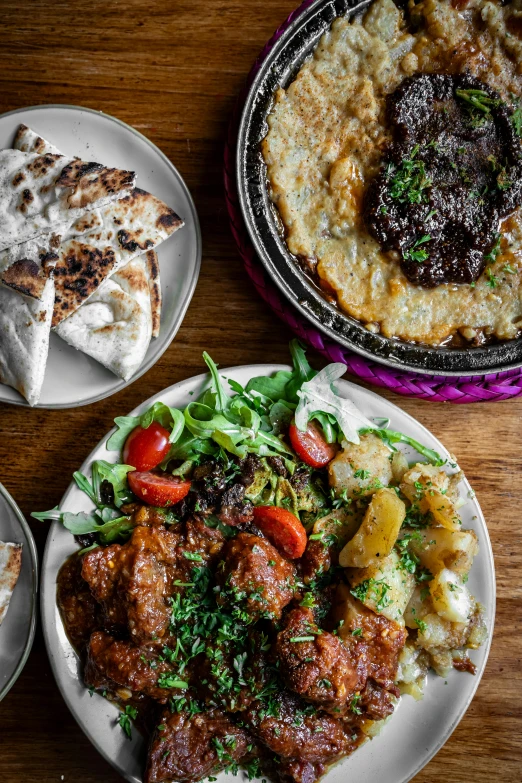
[0,148,136,252]
[55,253,155,381]
[12,126,182,325]
[0,231,61,299]
[0,274,54,405]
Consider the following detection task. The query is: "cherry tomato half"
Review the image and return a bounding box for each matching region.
[127,471,191,507]
[288,419,338,468]
[123,423,171,471]
[252,505,307,559]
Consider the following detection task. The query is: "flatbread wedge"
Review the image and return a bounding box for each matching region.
[0,231,61,300]
[0,148,136,251]
[0,541,22,626]
[11,126,175,325]
[51,189,181,327]
[0,276,54,405]
[13,124,62,155]
[55,254,154,381]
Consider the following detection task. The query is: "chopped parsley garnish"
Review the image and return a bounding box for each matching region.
[403,235,431,264]
[182,551,204,562]
[350,578,393,612]
[290,635,316,643]
[157,673,189,689]
[485,233,501,265]
[485,268,499,288]
[350,694,362,715]
[351,627,363,637]
[118,705,138,739]
[387,145,431,205]
[353,468,371,480]
[414,618,428,633]
[300,592,317,608]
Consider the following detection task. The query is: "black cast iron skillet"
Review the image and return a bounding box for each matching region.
[236,0,522,376]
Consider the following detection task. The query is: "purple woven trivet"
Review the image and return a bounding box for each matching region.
[224,0,522,403]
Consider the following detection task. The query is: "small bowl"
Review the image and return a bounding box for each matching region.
[236,0,522,376]
[0,482,38,702]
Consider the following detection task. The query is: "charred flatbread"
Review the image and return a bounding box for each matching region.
[0,276,54,405]
[13,124,62,155]
[0,148,136,251]
[12,127,181,326]
[0,231,61,300]
[55,254,154,381]
[0,541,22,626]
[51,190,182,327]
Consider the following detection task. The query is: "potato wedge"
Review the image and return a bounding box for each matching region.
[346,549,415,622]
[407,527,478,576]
[422,489,461,531]
[429,568,472,624]
[328,433,393,500]
[339,488,405,568]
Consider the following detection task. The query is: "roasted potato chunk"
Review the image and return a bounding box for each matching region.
[339,488,405,568]
[329,433,393,500]
[346,549,415,622]
[429,569,472,624]
[407,527,478,576]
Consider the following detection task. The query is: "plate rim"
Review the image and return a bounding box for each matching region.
[235,0,522,377]
[0,480,38,702]
[0,103,202,410]
[41,364,496,783]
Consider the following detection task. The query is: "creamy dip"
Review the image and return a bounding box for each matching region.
[262,0,522,346]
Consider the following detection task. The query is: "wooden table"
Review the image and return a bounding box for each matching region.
[0,0,520,780]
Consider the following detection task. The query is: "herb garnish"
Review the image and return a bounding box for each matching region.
[387,146,432,205]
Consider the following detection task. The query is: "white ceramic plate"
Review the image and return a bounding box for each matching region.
[41,368,495,783]
[0,482,38,701]
[0,104,201,409]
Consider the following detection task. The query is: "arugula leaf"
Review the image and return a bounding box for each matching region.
[285,339,317,402]
[140,402,185,443]
[73,471,99,506]
[309,411,338,444]
[269,400,295,434]
[203,352,229,413]
[359,427,446,466]
[295,363,374,443]
[107,415,141,452]
[245,370,293,402]
[92,461,135,508]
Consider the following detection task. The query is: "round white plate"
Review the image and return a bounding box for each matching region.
[41,368,495,783]
[0,482,38,701]
[0,104,201,409]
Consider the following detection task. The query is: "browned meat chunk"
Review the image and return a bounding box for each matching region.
[85,631,182,703]
[359,678,399,721]
[216,532,296,621]
[82,526,177,643]
[300,540,331,586]
[275,607,362,715]
[57,552,100,652]
[81,520,224,644]
[245,691,357,770]
[145,708,250,783]
[333,592,407,688]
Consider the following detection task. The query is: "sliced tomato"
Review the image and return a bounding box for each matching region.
[123,423,171,471]
[288,419,338,468]
[252,505,307,560]
[127,471,191,507]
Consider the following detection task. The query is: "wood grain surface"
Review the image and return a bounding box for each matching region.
[0,0,520,780]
